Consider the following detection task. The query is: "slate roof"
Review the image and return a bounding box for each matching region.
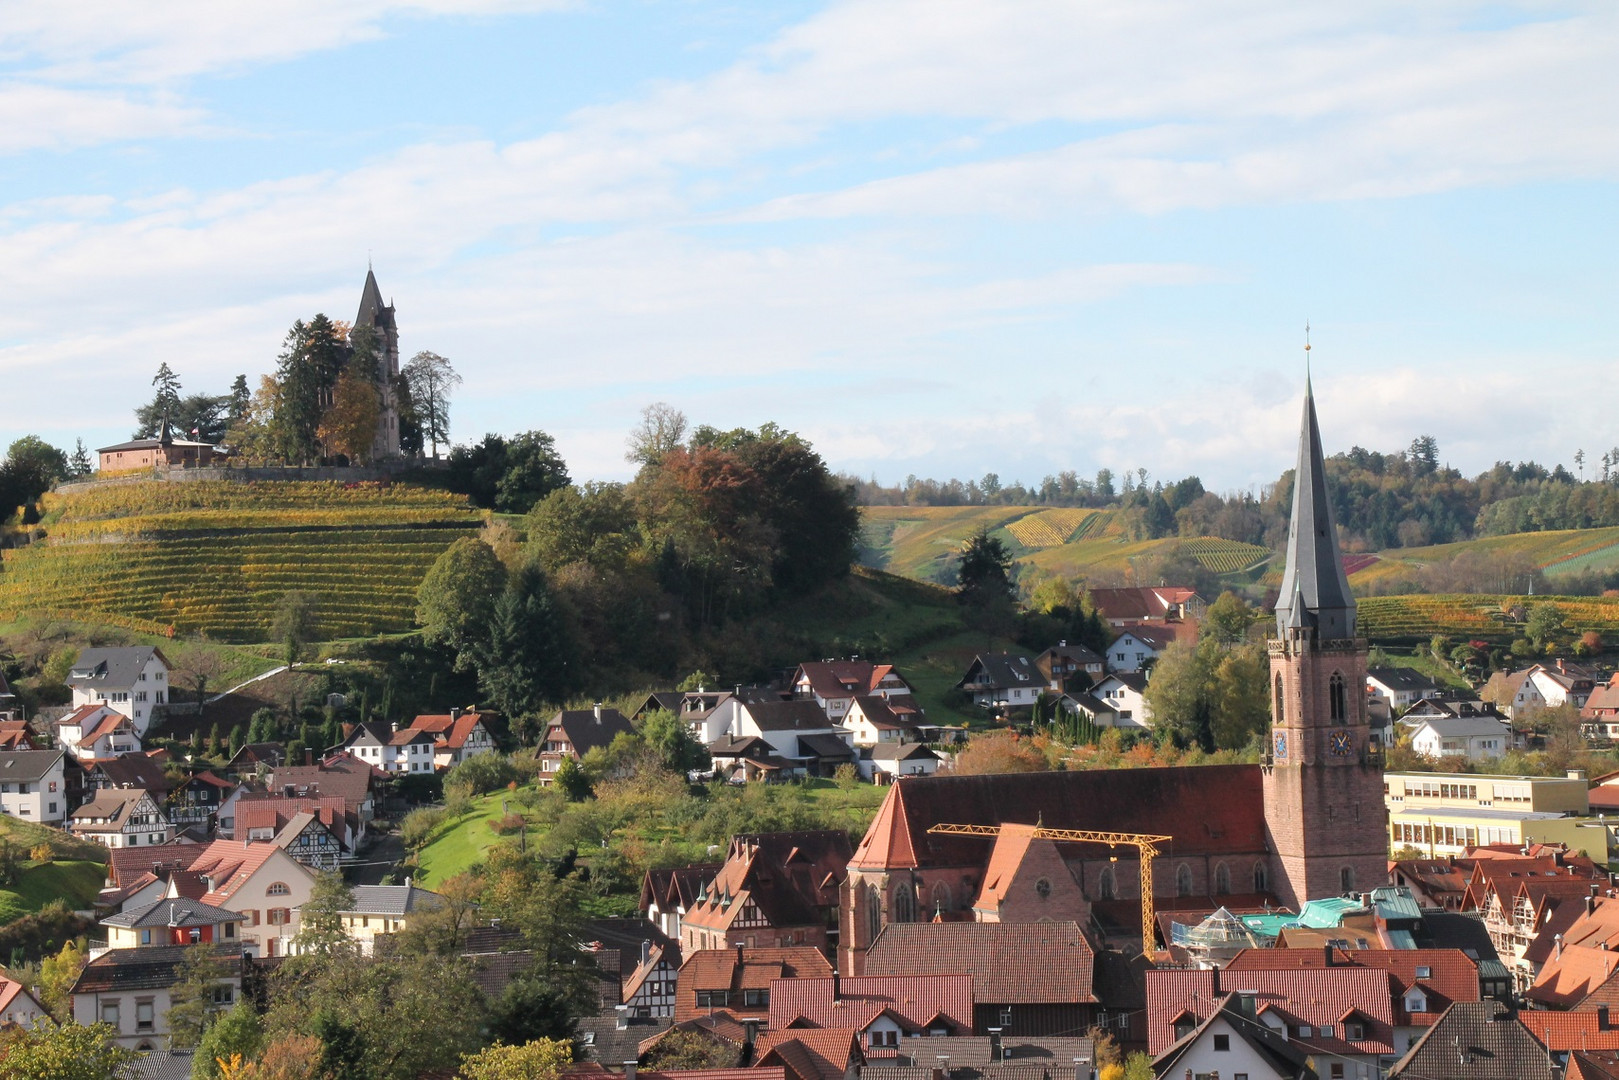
[0,749,64,783]
[71,943,243,994]
[867,742,937,762]
[72,788,158,830]
[1367,667,1440,693]
[67,647,167,690]
[1411,714,1513,739]
[1389,1001,1559,1079]
[744,701,841,732]
[1273,379,1356,640]
[768,974,973,1034]
[102,896,242,929]
[90,753,169,794]
[863,922,1095,1005]
[269,752,381,811]
[344,882,444,916]
[796,733,855,760]
[641,864,721,915]
[956,654,1040,693]
[542,708,636,757]
[849,766,1268,871]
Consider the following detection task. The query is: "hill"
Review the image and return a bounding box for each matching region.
[0,481,483,643]
[859,505,1270,587]
[1344,526,1619,590]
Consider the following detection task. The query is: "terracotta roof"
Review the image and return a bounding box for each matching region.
[406,711,490,750]
[674,947,832,1022]
[770,974,972,1035]
[1224,947,1479,1026]
[1568,1052,1619,1080]
[0,978,43,1021]
[754,1029,863,1080]
[1148,967,1394,1056]
[1151,995,1314,1080]
[682,832,850,938]
[1390,1001,1558,1079]
[1086,587,1200,623]
[187,839,302,905]
[1524,1011,1619,1053]
[849,766,1267,871]
[793,661,907,701]
[107,844,203,887]
[235,793,349,837]
[863,922,1094,1005]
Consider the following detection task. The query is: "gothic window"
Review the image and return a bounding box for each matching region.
[1253,862,1269,893]
[1340,866,1356,894]
[1176,864,1194,898]
[865,884,881,943]
[1329,672,1347,724]
[1215,863,1231,896]
[892,883,916,923]
[1274,675,1285,722]
[1098,865,1117,900]
[931,882,952,915]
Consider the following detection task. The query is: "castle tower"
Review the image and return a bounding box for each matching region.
[356,268,402,459]
[1263,376,1388,909]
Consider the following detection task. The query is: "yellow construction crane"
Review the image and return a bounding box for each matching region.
[926,822,1172,950]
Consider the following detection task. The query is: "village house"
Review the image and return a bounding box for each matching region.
[0,976,47,1028]
[406,707,498,769]
[84,752,172,802]
[1150,992,1319,1080]
[1488,660,1598,721]
[841,696,927,748]
[789,661,917,724]
[673,945,832,1022]
[1388,1000,1560,1080]
[0,672,15,722]
[71,944,248,1051]
[642,865,721,942]
[186,839,319,956]
[1583,675,1619,737]
[235,795,349,870]
[0,720,41,750]
[1405,714,1513,761]
[954,654,1042,711]
[1104,625,1189,674]
[1052,691,1119,730]
[753,1028,865,1080]
[1033,642,1105,690]
[70,788,172,848]
[268,751,384,824]
[100,889,246,950]
[167,770,241,832]
[537,705,635,784]
[96,425,227,473]
[1366,667,1441,715]
[1086,586,1205,627]
[66,646,171,737]
[863,922,1099,1038]
[55,704,142,760]
[768,973,973,1048]
[338,881,443,954]
[0,749,67,824]
[224,741,287,777]
[1523,893,1619,1009]
[340,721,436,774]
[703,699,857,779]
[1090,673,1151,729]
[859,741,940,783]
[678,831,852,953]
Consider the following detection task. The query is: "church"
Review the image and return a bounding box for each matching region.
[839,377,1388,973]
[355,267,403,460]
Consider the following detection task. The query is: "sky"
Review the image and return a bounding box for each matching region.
[1,1,1615,493]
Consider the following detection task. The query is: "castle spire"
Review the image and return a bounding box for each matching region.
[1273,375,1356,640]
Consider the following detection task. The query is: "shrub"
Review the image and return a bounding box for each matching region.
[490,814,527,836]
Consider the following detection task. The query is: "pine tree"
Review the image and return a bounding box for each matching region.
[228,725,245,757]
[207,723,221,758]
[67,439,92,479]
[152,362,183,424]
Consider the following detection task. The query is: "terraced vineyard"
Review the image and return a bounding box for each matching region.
[1356,593,1619,644]
[1004,507,1102,549]
[1178,538,1270,574]
[0,481,481,642]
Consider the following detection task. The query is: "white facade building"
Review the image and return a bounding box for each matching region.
[66,647,171,737]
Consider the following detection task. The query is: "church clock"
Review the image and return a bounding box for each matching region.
[1330,730,1353,757]
[1273,732,1287,760]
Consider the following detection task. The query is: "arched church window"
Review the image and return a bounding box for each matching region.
[866,884,881,943]
[893,882,916,923]
[1098,865,1116,900]
[1215,863,1231,895]
[931,882,952,916]
[1340,866,1356,894]
[1253,861,1269,893]
[1176,864,1194,898]
[1274,674,1285,722]
[1330,672,1347,724]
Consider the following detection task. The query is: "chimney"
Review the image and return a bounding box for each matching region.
[404,876,412,889]
[640,940,651,966]
[736,940,745,960]
[1324,944,1335,966]
[450,706,462,721]
[1556,933,1564,960]
[594,703,602,722]
[304,748,313,766]
[742,1019,760,1052]
[390,722,398,735]
[831,970,840,999]
[624,1062,636,1080]
[988,1028,1002,1062]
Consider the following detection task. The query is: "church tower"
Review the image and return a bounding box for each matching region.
[356,268,402,459]
[1263,376,1387,909]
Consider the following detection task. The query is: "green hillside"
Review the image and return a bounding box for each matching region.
[0,481,482,642]
[1346,526,1619,590]
[0,861,105,924]
[859,505,1269,586]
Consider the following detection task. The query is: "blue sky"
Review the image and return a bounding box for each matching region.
[1,1,1615,492]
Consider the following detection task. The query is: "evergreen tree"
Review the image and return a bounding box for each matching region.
[468,563,580,716]
[152,362,182,423]
[67,439,92,479]
[955,530,1013,606]
[228,724,245,757]
[228,374,251,424]
[273,315,348,462]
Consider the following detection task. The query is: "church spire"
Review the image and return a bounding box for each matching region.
[1273,376,1356,640]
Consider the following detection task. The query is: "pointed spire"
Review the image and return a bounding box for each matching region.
[1274,377,1356,640]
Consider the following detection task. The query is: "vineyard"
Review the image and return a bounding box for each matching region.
[0,482,482,642]
[1356,593,1619,644]
[1177,538,1271,574]
[1003,508,1109,549]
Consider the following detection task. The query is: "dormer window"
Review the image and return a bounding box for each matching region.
[1404,991,1427,1013]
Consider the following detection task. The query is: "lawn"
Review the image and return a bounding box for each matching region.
[413,791,509,885]
[0,860,107,923]
[890,627,1025,726]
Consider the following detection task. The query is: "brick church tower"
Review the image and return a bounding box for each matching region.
[1263,376,1387,909]
[356,268,402,459]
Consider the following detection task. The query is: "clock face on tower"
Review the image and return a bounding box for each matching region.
[1330,730,1353,757]
[1274,732,1287,760]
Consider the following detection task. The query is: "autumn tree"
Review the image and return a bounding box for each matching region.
[0,1020,134,1080]
[271,591,321,667]
[317,369,380,464]
[951,731,1049,775]
[457,1038,572,1080]
[415,537,507,662]
[38,939,87,1019]
[643,1029,741,1070]
[193,998,264,1080]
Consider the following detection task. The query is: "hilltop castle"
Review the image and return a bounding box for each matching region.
[839,377,1388,971]
[355,268,403,460]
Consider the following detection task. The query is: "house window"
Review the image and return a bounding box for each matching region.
[696,991,726,1008]
[267,882,291,896]
[743,989,768,1007]
[1345,1022,1364,1040]
[139,929,152,945]
[135,999,154,1032]
[1330,1066,1344,1080]
[101,1000,120,1027]
[1213,1035,1230,1051]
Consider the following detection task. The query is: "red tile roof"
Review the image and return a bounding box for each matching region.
[1147,966,1395,1056]
[849,766,1267,872]
[767,975,973,1035]
[863,922,1094,1005]
[754,1029,862,1080]
[682,832,851,939]
[674,947,833,1022]
[1524,1011,1619,1053]
[1224,948,1480,1026]
[187,839,298,905]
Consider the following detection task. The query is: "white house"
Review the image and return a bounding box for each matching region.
[0,750,68,824]
[187,840,318,957]
[842,695,927,747]
[1152,996,1318,1080]
[54,704,141,760]
[718,700,855,775]
[859,741,940,783]
[955,654,1042,710]
[71,944,244,1051]
[0,977,47,1028]
[789,661,915,723]
[70,789,172,848]
[1367,667,1441,714]
[66,647,171,737]
[1500,661,1597,720]
[1105,627,1180,674]
[1092,673,1152,729]
[405,709,498,770]
[1406,715,1512,762]
[341,721,436,774]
